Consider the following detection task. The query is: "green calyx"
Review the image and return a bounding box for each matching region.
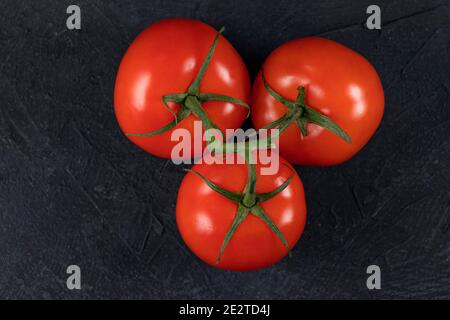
[127,27,249,138]
[261,69,352,143]
[186,161,293,265]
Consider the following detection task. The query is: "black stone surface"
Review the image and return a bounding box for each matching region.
[0,0,449,299]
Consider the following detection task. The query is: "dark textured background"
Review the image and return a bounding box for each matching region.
[0,0,449,299]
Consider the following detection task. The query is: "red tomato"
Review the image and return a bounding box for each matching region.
[176,156,307,271]
[251,37,384,166]
[115,19,250,159]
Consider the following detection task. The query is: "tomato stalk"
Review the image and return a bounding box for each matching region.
[241,163,257,208]
[186,142,293,265]
[127,27,249,138]
[261,69,352,143]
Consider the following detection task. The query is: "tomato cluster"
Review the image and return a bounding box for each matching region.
[114,18,384,271]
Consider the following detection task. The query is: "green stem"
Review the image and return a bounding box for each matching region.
[261,72,352,143]
[184,95,220,132]
[185,153,295,264]
[216,204,249,264]
[188,27,225,95]
[126,107,191,137]
[241,163,257,208]
[277,108,303,134]
[251,205,291,256]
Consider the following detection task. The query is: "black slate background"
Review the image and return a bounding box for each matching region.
[0,0,449,299]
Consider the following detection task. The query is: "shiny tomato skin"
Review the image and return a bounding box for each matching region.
[176,157,307,271]
[251,37,384,166]
[114,19,250,159]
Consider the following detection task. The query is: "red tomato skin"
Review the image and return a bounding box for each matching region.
[114,19,250,159]
[176,157,307,271]
[251,37,384,166]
